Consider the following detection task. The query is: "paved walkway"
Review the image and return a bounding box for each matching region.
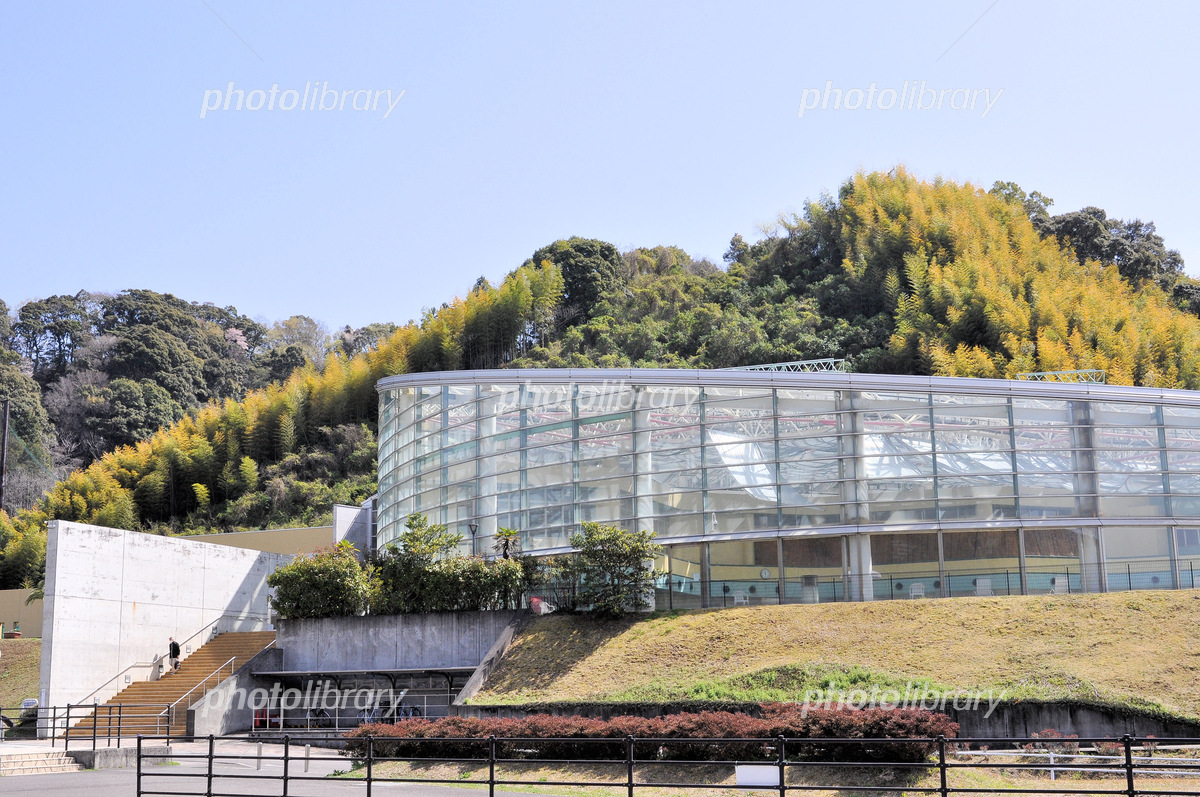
[0,738,568,796]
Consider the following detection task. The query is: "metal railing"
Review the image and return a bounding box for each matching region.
[1017,369,1107,383]
[161,637,277,742]
[527,558,1199,613]
[1,703,170,750]
[729,359,849,373]
[161,656,239,741]
[134,733,1200,796]
[248,693,445,736]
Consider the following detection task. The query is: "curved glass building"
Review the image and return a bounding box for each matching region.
[376,369,1200,606]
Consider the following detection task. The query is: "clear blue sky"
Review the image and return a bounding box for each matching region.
[2,1,1196,330]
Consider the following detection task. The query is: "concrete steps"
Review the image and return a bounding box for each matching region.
[0,750,86,776]
[68,631,275,739]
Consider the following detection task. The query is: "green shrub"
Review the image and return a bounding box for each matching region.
[369,513,528,614]
[267,541,370,619]
[371,546,525,613]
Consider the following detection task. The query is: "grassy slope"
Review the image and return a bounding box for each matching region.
[0,637,40,715]
[472,591,1200,719]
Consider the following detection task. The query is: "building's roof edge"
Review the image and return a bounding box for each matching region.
[376,368,1200,406]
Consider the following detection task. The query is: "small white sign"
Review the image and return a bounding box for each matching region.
[735,765,780,787]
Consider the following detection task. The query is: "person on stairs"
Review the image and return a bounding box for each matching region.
[168,637,181,671]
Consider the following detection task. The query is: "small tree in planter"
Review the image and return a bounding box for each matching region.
[570,522,663,618]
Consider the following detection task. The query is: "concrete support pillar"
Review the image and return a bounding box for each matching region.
[846,534,874,601]
[1080,527,1105,593]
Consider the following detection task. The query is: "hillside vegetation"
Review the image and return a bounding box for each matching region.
[3,167,1199,588]
[471,591,1200,721]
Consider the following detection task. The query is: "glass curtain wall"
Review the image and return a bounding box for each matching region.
[377,371,1200,602]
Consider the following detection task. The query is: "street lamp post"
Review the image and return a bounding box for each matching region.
[468,523,478,557]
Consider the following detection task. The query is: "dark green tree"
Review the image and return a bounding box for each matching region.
[527,237,623,326]
[108,327,207,407]
[84,378,184,449]
[570,522,663,618]
[1041,207,1184,289]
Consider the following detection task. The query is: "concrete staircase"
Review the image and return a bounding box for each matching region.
[69,631,275,740]
[0,749,86,775]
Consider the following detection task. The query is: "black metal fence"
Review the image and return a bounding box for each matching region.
[134,733,1200,796]
[0,703,169,750]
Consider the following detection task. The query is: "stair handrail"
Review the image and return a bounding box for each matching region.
[162,655,237,724]
[160,637,276,730]
[72,660,159,708]
[74,615,227,706]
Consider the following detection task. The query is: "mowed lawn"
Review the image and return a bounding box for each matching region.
[472,591,1200,719]
[0,637,40,713]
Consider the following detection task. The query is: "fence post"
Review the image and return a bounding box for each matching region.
[206,734,215,797]
[626,735,635,797]
[64,704,71,752]
[1049,751,1056,781]
[1123,734,1135,797]
[117,705,123,748]
[488,735,496,797]
[136,735,142,797]
[92,702,98,751]
[937,735,948,797]
[777,735,786,797]
[281,735,290,797]
[366,735,374,797]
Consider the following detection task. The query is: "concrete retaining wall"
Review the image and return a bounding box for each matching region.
[189,647,284,736]
[945,701,1200,738]
[68,745,171,770]
[277,611,525,671]
[39,522,289,713]
[455,700,1200,739]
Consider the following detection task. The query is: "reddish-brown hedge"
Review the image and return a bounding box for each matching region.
[344,704,957,764]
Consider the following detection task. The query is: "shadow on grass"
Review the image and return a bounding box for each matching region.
[479,615,641,699]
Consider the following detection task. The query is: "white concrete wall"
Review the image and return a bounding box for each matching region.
[38,521,290,714]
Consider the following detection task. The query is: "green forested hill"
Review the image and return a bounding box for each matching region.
[1,166,1196,587]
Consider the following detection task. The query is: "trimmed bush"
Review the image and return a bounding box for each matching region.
[370,546,525,614]
[267,541,370,619]
[344,705,958,764]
